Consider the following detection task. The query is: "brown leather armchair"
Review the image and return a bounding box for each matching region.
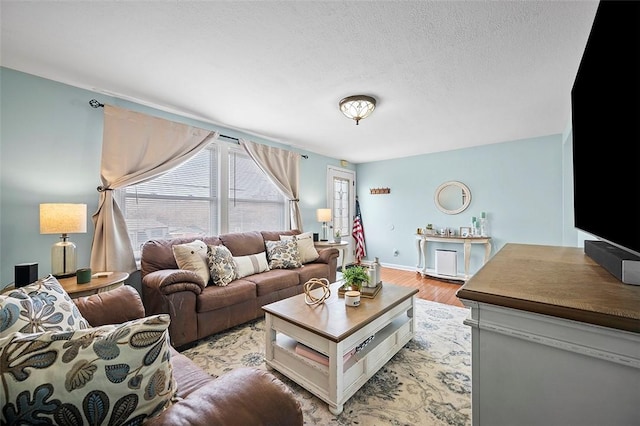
[74,286,303,426]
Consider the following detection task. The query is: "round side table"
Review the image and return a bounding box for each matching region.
[57,271,130,299]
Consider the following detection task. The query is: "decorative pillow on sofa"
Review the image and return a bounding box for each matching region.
[172,239,210,286]
[0,274,89,335]
[0,314,177,425]
[233,252,270,278]
[265,239,303,269]
[207,245,237,286]
[280,232,319,264]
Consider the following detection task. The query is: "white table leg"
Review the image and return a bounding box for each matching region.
[484,241,492,264]
[420,239,428,275]
[464,240,471,278]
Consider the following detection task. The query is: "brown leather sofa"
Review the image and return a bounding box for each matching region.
[73,285,303,426]
[141,230,339,348]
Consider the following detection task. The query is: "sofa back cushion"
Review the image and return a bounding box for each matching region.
[219,231,265,256]
[141,236,222,277]
[261,229,300,242]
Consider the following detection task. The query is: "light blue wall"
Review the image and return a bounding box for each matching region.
[355,135,575,275]
[1,67,578,286]
[0,68,344,287]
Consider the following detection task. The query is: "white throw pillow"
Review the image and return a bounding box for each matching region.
[172,240,210,286]
[281,232,319,264]
[233,252,270,278]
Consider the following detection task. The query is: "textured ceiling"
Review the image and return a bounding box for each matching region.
[0,1,599,163]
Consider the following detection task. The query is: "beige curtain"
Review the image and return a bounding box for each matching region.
[240,139,303,231]
[91,104,219,273]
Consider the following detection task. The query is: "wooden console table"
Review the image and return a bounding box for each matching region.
[457,244,640,425]
[415,234,491,280]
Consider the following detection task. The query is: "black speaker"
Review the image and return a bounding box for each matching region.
[584,240,640,285]
[15,263,38,288]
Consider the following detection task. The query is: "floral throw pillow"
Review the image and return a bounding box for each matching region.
[280,232,319,264]
[207,245,237,286]
[265,239,303,269]
[0,314,177,425]
[0,274,89,335]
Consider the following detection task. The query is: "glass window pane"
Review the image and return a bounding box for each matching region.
[333,177,349,236]
[228,150,285,232]
[116,142,286,258]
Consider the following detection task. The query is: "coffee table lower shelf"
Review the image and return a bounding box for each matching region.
[264,297,415,415]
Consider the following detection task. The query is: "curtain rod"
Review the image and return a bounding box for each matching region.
[89,99,308,159]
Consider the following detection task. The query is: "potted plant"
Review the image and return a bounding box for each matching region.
[334,229,341,243]
[341,265,369,292]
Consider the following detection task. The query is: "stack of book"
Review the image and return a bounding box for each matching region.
[294,342,356,366]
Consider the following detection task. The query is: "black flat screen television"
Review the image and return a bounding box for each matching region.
[571,1,640,262]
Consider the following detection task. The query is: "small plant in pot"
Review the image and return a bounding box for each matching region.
[341,265,369,292]
[334,230,341,243]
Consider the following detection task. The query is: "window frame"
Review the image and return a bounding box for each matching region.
[116,139,289,259]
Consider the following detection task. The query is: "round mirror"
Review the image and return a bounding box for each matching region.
[434,181,471,214]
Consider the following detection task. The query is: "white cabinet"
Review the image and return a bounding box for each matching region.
[457,243,640,426]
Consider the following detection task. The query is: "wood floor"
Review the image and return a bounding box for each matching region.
[380,266,465,308]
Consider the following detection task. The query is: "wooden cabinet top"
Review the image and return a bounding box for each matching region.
[456,243,640,333]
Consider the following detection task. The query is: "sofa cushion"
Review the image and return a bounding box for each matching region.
[243,269,301,297]
[265,239,302,269]
[172,240,210,286]
[280,232,319,264]
[197,280,257,312]
[0,314,176,425]
[206,245,237,287]
[234,252,270,278]
[219,231,265,256]
[1,275,89,334]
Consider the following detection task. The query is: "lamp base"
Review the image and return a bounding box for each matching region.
[51,240,77,278]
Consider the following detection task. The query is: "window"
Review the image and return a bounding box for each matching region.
[115,141,286,258]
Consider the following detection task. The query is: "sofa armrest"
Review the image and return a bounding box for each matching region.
[315,247,340,264]
[73,285,145,327]
[143,269,206,296]
[146,368,303,426]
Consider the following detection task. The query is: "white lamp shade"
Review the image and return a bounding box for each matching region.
[316,208,332,222]
[40,203,87,234]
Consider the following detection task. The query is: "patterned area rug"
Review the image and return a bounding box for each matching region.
[182,299,472,425]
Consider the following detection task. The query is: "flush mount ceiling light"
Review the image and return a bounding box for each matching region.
[339,95,376,125]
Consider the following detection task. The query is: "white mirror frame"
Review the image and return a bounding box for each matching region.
[434,181,472,215]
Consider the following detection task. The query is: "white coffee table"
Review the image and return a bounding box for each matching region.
[263,281,418,415]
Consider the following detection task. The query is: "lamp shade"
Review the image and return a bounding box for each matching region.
[316,208,332,222]
[40,203,87,234]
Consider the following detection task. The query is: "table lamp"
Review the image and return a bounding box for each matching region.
[316,208,332,241]
[40,203,87,277]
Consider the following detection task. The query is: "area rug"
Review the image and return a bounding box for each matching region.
[182,299,472,425]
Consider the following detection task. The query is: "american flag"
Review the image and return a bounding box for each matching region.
[352,199,366,263]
